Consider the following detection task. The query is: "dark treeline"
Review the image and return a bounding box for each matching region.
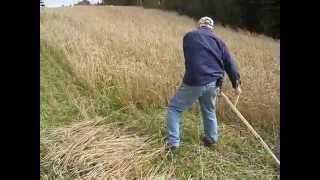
[40,0,45,7]
[75,0,91,6]
[103,0,279,39]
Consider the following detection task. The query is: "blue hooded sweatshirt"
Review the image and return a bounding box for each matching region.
[182,26,241,88]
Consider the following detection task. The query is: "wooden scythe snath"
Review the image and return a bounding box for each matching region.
[218,92,280,166]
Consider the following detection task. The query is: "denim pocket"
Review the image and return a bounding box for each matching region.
[206,86,215,97]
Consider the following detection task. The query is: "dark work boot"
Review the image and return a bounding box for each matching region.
[165,143,179,151]
[201,136,216,147]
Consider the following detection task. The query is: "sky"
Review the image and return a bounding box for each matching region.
[44,0,102,7]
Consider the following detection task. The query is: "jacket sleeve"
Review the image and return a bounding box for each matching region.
[221,42,241,88]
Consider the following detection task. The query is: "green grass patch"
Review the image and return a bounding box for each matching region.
[40,40,81,128]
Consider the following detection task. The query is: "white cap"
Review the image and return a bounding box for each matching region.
[198,16,214,29]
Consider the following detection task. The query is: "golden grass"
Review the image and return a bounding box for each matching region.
[40,117,279,179]
[40,6,279,132]
[40,119,175,179]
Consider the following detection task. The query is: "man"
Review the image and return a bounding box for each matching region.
[166,16,242,150]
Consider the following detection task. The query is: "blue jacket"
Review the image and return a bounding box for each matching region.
[182,26,241,88]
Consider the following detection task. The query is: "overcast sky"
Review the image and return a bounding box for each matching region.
[44,0,102,7]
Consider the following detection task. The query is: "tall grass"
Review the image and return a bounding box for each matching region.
[40,5,280,179]
[41,5,279,132]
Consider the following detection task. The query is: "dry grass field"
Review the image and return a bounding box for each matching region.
[41,6,280,179]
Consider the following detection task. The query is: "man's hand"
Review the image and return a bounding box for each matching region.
[234,86,242,95]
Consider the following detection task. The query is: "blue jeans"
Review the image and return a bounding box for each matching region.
[167,81,219,147]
